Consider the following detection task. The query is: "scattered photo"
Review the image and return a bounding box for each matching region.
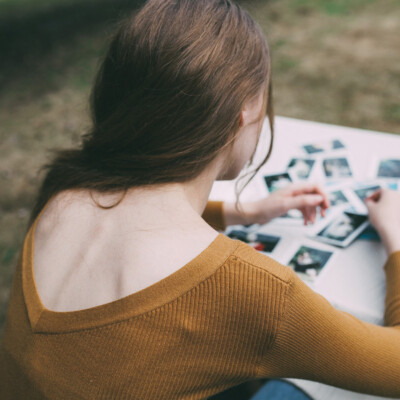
[287,158,316,180]
[263,172,292,193]
[344,205,358,213]
[226,229,280,253]
[313,211,369,248]
[377,159,400,178]
[323,157,352,179]
[327,190,349,207]
[302,139,345,154]
[288,245,333,284]
[353,185,381,203]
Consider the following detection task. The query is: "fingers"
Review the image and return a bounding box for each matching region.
[282,182,331,225]
[302,205,317,225]
[310,206,316,224]
[285,182,331,209]
[288,194,324,210]
[365,188,382,202]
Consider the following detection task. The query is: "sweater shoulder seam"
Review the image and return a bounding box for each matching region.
[230,252,292,286]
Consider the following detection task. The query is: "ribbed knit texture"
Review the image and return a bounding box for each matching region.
[1,201,400,399]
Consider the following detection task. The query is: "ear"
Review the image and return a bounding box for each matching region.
[240,91,264,128]
[239,106,252,128]
[239,110,245,127]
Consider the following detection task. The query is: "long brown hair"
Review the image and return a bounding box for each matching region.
[27,0,274,229]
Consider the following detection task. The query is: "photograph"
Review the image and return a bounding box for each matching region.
[226,229,280,253]
[263,172,292,193]
[287,245,333,284]
[327,190,349,207]
[353,185,381,203]
[302,139,345,154]
[287,158,316,180]
[377,159,400,178]
[314,211,369,247]
[323,157,353,179]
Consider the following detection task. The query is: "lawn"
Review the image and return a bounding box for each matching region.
[1,0,400,333]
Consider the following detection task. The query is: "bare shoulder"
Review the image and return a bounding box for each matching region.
[35,190,92,238]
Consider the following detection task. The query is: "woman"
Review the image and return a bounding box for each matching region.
[1,0,400,399]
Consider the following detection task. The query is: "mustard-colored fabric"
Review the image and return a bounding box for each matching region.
[1,200,400,399]
[201,200,226,231]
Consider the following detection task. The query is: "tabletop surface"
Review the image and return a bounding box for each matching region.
[209,116,400,400]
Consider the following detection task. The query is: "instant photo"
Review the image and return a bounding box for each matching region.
[353,185,381,203]
[377,159,400,178]
[288,245,333,284]
[302,139,345,154]
[327,190,349,207]
[287,158,316,180]
[263,172,292,193]
[226,229,280,253]
[314,211,369,248]
[323,157,352,179]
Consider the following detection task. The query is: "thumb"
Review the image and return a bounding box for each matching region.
[365,197,376,211]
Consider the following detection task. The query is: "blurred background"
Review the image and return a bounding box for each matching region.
[1,0,399,332]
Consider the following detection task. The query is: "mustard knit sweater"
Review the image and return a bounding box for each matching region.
[1,201,400,399]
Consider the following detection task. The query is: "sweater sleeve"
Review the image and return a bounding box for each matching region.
[260,250,400,398]
[201,201,226,231]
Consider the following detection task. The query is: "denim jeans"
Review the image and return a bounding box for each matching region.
[250,379,313,400]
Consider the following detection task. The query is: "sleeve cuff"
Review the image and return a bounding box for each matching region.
[201,201,226,231]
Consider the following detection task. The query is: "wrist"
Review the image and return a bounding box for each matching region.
[222,201,259,226]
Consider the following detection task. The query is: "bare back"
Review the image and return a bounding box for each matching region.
[33,191,219,312]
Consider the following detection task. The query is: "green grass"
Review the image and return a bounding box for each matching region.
[291,0,377,15]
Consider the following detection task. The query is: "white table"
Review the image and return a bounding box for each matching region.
[209,116,400,400]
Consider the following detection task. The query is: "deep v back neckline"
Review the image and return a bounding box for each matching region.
[22,196,239,333]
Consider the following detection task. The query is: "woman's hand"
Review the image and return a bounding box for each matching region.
[365,188,400,256]
[223,182,331,227]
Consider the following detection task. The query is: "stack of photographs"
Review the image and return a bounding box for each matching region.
[263,139,353,187]
[262,139,355,224]
[245,139,400,285]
